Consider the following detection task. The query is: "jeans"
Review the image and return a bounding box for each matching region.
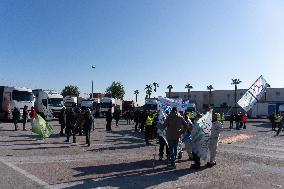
[168,140,179,164]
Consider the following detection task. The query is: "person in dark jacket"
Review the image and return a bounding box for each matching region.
[113,108,121,126]
[65,107,77,143]
[22,105,28,131]
[106,109,112,131]
[59,107,66,136]
[134,109,140,132]
[12,107,21,131]
[229,113,234,129]
[84,108,94,146]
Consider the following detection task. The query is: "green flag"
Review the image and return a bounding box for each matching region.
[32,115,54,138]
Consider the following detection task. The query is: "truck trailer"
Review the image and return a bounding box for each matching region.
[0,86,34,120]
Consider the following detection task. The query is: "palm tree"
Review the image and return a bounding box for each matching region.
[145,84,152,99]
[185,84,193,100]
[134,90,139,102]
[167,85,173,98]
[231,79,242,113]
[153,82,159,92]
[207,85,214,106]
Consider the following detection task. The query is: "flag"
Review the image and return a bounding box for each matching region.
[32,115,54,138]
[192,110,212,160]
[238,75,269,112]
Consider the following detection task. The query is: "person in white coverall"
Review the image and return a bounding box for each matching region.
[206,113,223,168]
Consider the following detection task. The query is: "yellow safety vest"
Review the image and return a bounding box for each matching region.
[217,114,221,121]
[145,115,154,126]
[275,115,282,123]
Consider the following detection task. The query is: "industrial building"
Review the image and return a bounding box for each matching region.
[166,88,284,116]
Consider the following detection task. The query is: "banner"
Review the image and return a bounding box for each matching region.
[157,97,191,112]
[237,75,269,112]
[192,110,212,160]
[32,115,54,138]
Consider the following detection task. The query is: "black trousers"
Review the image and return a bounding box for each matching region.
[106,121,112,131]
[145,126,152,144]
[159,136,169,157]
[60,123,65,134]
[192,151,200,165]
[66,125,76,142]
[276,124,283,136]
[84,128,91,145]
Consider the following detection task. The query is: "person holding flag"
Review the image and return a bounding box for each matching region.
[206,112,223,168]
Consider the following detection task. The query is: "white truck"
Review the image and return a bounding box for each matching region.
[81,98,100,117]
[45,90,64,118]
[63,96,78,108]
[0,86,35,120]
[33,89,64,120]
[99,97,122,117]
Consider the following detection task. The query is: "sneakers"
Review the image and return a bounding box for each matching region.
[206,162,216,168]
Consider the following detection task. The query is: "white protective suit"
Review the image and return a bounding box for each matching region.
[208,120,223,163]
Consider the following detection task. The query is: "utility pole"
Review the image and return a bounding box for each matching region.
[91,65,96,99]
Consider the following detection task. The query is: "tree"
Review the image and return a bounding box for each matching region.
[231,79,242,113]
[134,90,139,102]
[153,82,159,92]
[145,84,152,99]
[167,85,173,98]
[105,81,125,99]
[185,84,193,100]
[61,85,80,97]
[207,85,214,106]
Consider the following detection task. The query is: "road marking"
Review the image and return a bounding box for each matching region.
[0,157,53,189]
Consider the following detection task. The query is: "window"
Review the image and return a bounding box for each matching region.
[194,95,196,99]
[276,92,280,97]
[227,94,230,98]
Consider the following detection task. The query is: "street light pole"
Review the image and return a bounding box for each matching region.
[91,66,96,99]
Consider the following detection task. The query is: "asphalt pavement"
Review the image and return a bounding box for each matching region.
[0,118,283,189]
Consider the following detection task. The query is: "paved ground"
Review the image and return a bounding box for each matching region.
[0,118,283,189]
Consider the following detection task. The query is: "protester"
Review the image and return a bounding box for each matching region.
[59,107,66,136]
[276,113,284,136]
[29,106,36,126]
[144,111,154,145]
[106,109,112,131]
[75,107,84,136]
[269,113,276,131]
[84,108,94,146]
[242,113,248,129]
[206,113,223,168]
[190,113,203,169]
[65,107,77,143]
[133,109,141,132]
[22,105,28,131]
[12,107,20,131]
[113,108,121,126]
[183,112,193,160]
[163,107,190,168]
[229,113,234,129]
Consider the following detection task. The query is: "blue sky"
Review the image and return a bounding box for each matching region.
[0,0,284,105]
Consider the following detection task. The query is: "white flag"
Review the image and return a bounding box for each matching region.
[192,110,212,160]
[238,75,269,112]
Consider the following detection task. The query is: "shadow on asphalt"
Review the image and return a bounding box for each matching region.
[12,146,70,150]
[64,160,206,189]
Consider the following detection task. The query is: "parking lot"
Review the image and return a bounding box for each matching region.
[0,118,283,189]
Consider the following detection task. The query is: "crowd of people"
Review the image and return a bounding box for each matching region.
[12,104,284,170]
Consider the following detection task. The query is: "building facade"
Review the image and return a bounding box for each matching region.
[166,88,284,113]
